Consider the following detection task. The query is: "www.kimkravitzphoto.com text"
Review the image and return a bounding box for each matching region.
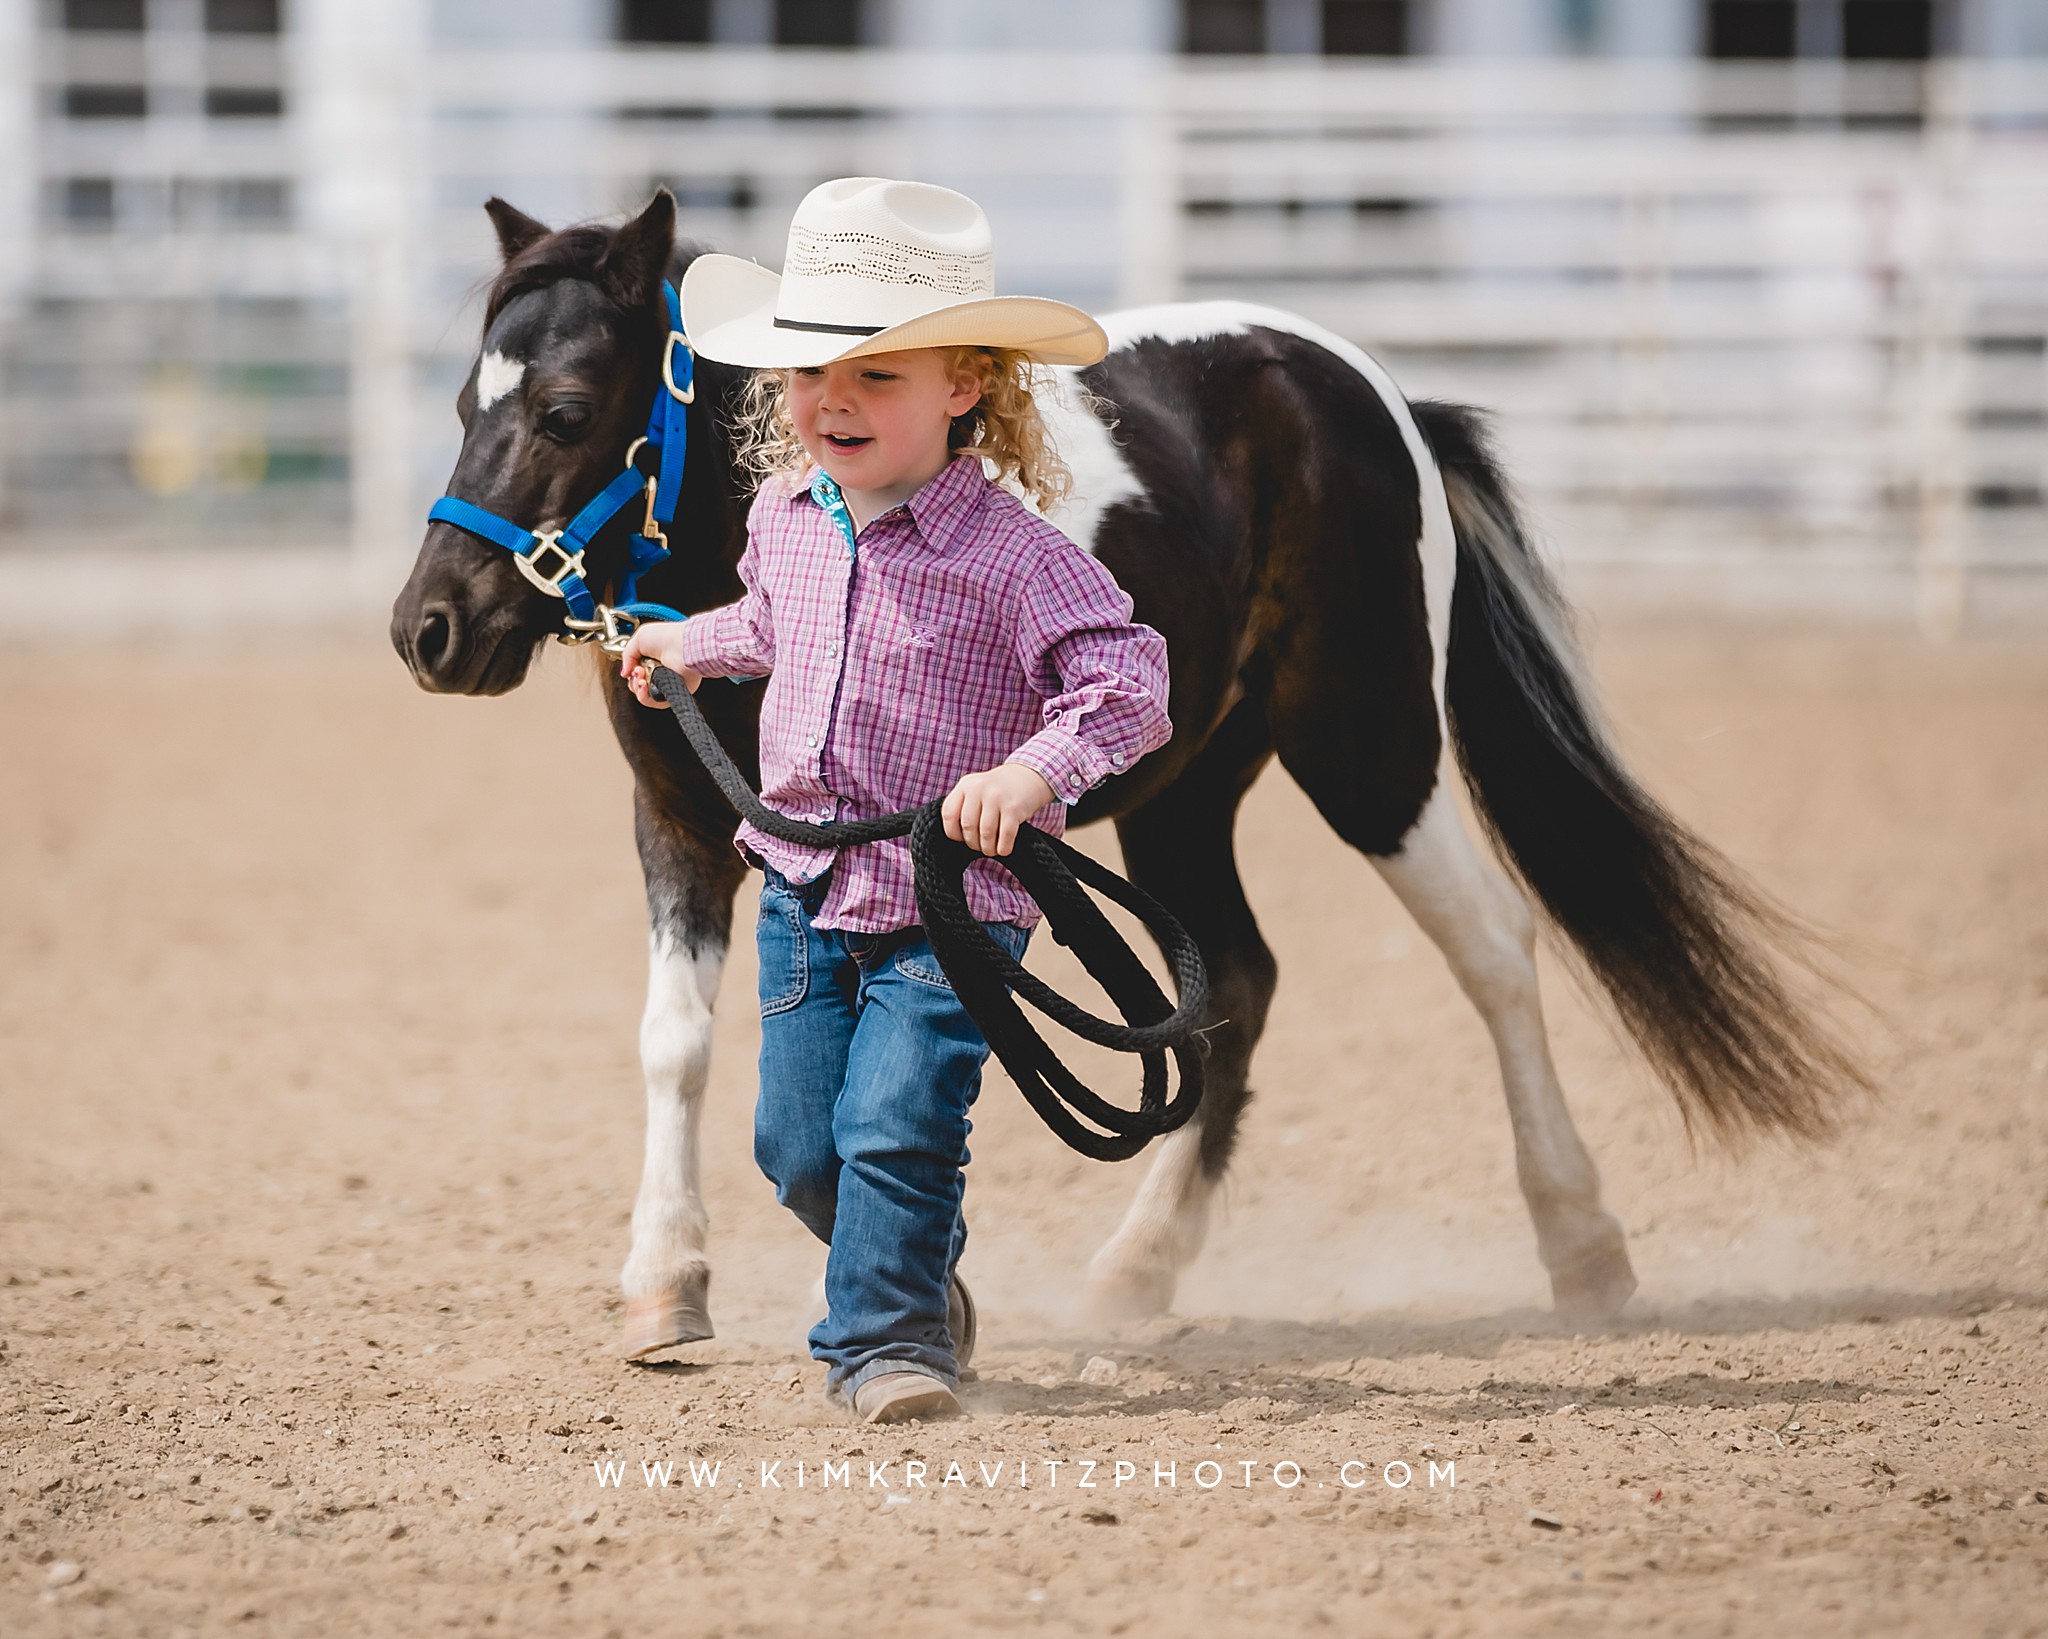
[588,1454,1462,1496]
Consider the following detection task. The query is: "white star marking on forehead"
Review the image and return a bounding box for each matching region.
[476,350,526,411]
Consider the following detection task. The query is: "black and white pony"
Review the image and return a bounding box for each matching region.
[392,192,1863,1356]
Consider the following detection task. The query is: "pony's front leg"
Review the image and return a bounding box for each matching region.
[1085,706,1279,1321]
[619,799,743,1359]
[619,927,725,1355]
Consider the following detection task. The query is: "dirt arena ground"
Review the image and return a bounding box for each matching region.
[4,613,2045,1637]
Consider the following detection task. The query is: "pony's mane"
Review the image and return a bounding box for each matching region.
[484,225,712,330]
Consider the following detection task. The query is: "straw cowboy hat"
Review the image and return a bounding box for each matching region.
[681,177,1108,369]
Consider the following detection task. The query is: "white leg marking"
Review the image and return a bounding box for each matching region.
[1373,778,1632,1304]
[1083,1123,1213,1319]
[620,933,725,1309]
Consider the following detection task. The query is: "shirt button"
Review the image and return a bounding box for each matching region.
[806,735,818,749]
[1110,752,1125,767]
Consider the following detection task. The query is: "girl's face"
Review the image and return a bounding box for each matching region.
[786,349,983,496]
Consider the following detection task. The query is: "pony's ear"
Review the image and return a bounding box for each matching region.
[484,197,550,263]
[600,189,677,308]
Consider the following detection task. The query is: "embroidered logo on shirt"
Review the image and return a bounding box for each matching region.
[901,625,939,650]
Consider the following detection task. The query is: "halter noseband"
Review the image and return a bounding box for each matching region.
[427,279,694,651]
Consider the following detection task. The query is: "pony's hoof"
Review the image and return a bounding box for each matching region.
[1081,1259,1176,1325]
[1549,1241,1637,1326]
[622,1280,714,1359]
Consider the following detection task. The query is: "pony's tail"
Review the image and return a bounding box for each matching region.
[1413,399,1871,1144]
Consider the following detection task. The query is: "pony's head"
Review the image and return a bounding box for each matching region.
[391,191,679,694]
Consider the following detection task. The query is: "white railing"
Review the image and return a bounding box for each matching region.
[1157,59,2048,628]
[6,40,2045,627]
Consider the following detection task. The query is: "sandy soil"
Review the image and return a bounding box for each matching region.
[3,615,2046,1638]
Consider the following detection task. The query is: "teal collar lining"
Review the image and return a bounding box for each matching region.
[807,469,860,556]
[803,457,983,558]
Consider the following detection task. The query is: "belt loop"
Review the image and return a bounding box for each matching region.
[761,861,832,912]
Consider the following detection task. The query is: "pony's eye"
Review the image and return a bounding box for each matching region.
[542,401,593,441]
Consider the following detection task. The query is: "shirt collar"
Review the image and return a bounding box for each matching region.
[798,456,985,554]
[805,468,858,555]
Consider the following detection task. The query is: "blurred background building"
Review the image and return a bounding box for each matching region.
[2,0,2043,625]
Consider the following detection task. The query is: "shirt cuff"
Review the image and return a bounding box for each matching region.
[669,613,738,679]
[1007,728,1116,807]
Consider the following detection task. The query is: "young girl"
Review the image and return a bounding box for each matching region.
[619,177,1171,1425]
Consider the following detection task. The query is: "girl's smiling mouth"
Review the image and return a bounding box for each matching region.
[825,433,873,450]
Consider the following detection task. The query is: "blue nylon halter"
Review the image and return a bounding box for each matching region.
[427,279,693,634]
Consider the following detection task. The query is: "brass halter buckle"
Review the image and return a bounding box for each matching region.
[622,437,668,551]
[561,603,642,652]
[639,478,667,550]
[559,603,654,655]
[511,529,588,600]
[598,603,646,655]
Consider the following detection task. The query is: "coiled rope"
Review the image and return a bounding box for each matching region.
[647,664,1207,1161]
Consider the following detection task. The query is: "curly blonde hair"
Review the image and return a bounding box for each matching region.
[730,347,1075,511]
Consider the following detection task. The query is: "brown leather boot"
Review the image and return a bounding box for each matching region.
[853,1372,962,1424]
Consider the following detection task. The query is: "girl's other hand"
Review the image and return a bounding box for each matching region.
[943,763,1058,858]
[618,622,702,707]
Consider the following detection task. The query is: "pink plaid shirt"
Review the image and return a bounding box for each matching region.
[671,454,1171,933]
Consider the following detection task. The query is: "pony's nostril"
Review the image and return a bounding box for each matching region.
[415,604,459,672]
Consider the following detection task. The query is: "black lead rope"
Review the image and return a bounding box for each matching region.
[647,665,1207,1161]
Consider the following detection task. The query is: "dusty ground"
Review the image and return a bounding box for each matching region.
[3,615,2045,1637]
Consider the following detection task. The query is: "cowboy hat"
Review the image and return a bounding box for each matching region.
[680,177,1108,369]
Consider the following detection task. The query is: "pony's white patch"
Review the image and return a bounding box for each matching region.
[1101,301,1459,717]
[999,367,1146,555]
[1100,303,1265,351]
[475,350,526,412]
[619,933,726,1305]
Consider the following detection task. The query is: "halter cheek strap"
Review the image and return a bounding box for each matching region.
[427,279,693,636]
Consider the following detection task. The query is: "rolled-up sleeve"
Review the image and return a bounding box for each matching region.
[672,528,775,680]
[1007,549,1172,806]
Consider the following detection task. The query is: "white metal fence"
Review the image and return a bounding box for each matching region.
[5,41,2045,626]
[1156,59,2048,625]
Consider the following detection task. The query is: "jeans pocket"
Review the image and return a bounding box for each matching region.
[756,888,809,1016]
[893,923,1029,990]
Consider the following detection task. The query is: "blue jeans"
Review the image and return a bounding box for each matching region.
[753,865,1030,1399]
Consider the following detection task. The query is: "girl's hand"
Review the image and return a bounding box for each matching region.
[617,623,702,707]
[943,763,1058,858]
